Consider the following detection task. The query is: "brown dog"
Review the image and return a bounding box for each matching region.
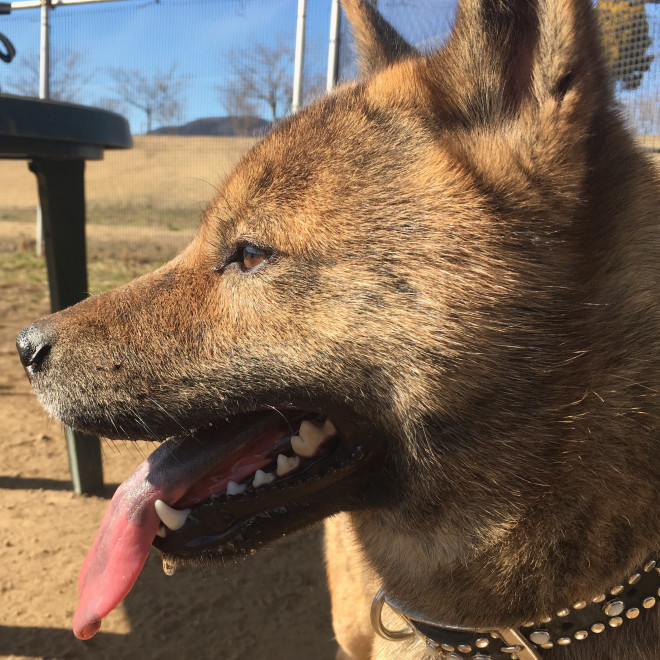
[17,0,660,658]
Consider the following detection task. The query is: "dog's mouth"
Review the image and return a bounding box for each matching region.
[73,408,374,640]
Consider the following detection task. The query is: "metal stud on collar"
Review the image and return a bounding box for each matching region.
[371,555,660,659]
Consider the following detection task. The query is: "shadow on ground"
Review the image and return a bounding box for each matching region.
[1,525,337,660]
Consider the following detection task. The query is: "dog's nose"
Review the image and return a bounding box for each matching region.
[16,322,53,375]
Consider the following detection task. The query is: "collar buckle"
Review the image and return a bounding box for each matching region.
[497,629,542,660]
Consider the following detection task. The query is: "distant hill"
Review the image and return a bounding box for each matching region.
[150,116,271,137]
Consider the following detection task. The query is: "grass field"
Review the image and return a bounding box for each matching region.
[1,134,257,226]
[639,135,660,153]
[0,135,257,281]
[0,234,168,297]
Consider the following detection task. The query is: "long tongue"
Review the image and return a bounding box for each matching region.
[73,456,179,639]
[72,413,285,640]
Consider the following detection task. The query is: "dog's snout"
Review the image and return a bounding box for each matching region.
[17,322,53,375]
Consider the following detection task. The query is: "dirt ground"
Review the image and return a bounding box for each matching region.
[0,221,337,660]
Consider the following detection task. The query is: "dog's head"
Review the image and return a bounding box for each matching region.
[17,0,660,642]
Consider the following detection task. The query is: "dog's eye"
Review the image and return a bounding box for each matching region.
[213,242,272,274]
[241,244,267,270]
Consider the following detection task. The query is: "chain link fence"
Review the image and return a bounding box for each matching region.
[0,0,658,281]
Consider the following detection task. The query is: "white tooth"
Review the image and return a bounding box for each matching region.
[252,469,275,488]
[292,420,327,457]
[154,499,191,531]
[291,434,315,457]
[156,524,167,538]
[227,480,247,496]
[323,418,337,437]
[276,454,301,477]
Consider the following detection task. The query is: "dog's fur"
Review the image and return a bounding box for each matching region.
[18,0,660,658]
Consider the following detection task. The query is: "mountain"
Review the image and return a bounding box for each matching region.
[150,116,272,137]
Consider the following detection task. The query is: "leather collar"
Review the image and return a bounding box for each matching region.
[371,556,660,659]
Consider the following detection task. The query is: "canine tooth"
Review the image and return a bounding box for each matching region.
[227,480,247,496]
[276,454,300,476]
[292,420,328,457]
[252,469,275,488]
[156,524,167,538]
[323,418,337,436]
[154,499,191,531]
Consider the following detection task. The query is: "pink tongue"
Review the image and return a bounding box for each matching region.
[73,458,184,640]
[72,417,284,640]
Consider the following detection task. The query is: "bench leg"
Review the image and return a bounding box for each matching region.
[30,158,104,496]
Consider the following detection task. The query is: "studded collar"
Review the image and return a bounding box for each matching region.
[371,557,660,659]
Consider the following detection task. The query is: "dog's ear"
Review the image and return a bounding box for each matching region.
[428,0,610,128]
[341,0,417,76]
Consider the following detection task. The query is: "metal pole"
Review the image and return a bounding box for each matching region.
[291,0,306,114]
[326,0,341,92]
[36,0,50,256]
[39,0,49,99]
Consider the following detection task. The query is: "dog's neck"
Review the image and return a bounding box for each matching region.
[372,556,660,659]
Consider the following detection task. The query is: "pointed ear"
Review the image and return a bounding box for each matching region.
[341,0,417,77]
[429,0,610,126]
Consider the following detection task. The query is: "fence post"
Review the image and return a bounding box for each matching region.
[291,0,307,113]
[327,0,341,92]
[35,0,50,256]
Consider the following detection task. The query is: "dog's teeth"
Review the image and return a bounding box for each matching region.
[292,420,330,457]
[252,469,275,488]
[227,480,247,496]
[323,418,337,436]
[155,524,167,538]
[154,499,191,531]
[276,454,301,476]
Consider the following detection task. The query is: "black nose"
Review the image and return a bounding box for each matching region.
[17,322,53,374]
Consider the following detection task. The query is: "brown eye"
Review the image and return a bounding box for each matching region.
[242,244,267,270]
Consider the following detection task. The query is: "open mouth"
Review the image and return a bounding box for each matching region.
[154,412,367,554]
[72,408,373,640]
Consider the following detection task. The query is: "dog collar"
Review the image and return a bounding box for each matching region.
[371,556,660,659]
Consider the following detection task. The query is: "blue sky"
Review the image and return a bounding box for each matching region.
[0,0,657,135]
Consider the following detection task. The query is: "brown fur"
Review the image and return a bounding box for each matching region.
[18,0,660,658]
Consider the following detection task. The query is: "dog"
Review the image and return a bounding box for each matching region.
[16,0,660,657]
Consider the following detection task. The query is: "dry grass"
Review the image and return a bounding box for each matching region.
[638,135,660,153]
[1,134,257,216]
[0,135,257,267]
[0,220,195,293]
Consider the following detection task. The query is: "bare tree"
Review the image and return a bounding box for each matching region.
[302,71,327,105]
[221,86,260,136]
[220,41,294,123]
[109,64,187,134]
[7,49,92,102]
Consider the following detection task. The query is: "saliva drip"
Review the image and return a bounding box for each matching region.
[162,556,177,576]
